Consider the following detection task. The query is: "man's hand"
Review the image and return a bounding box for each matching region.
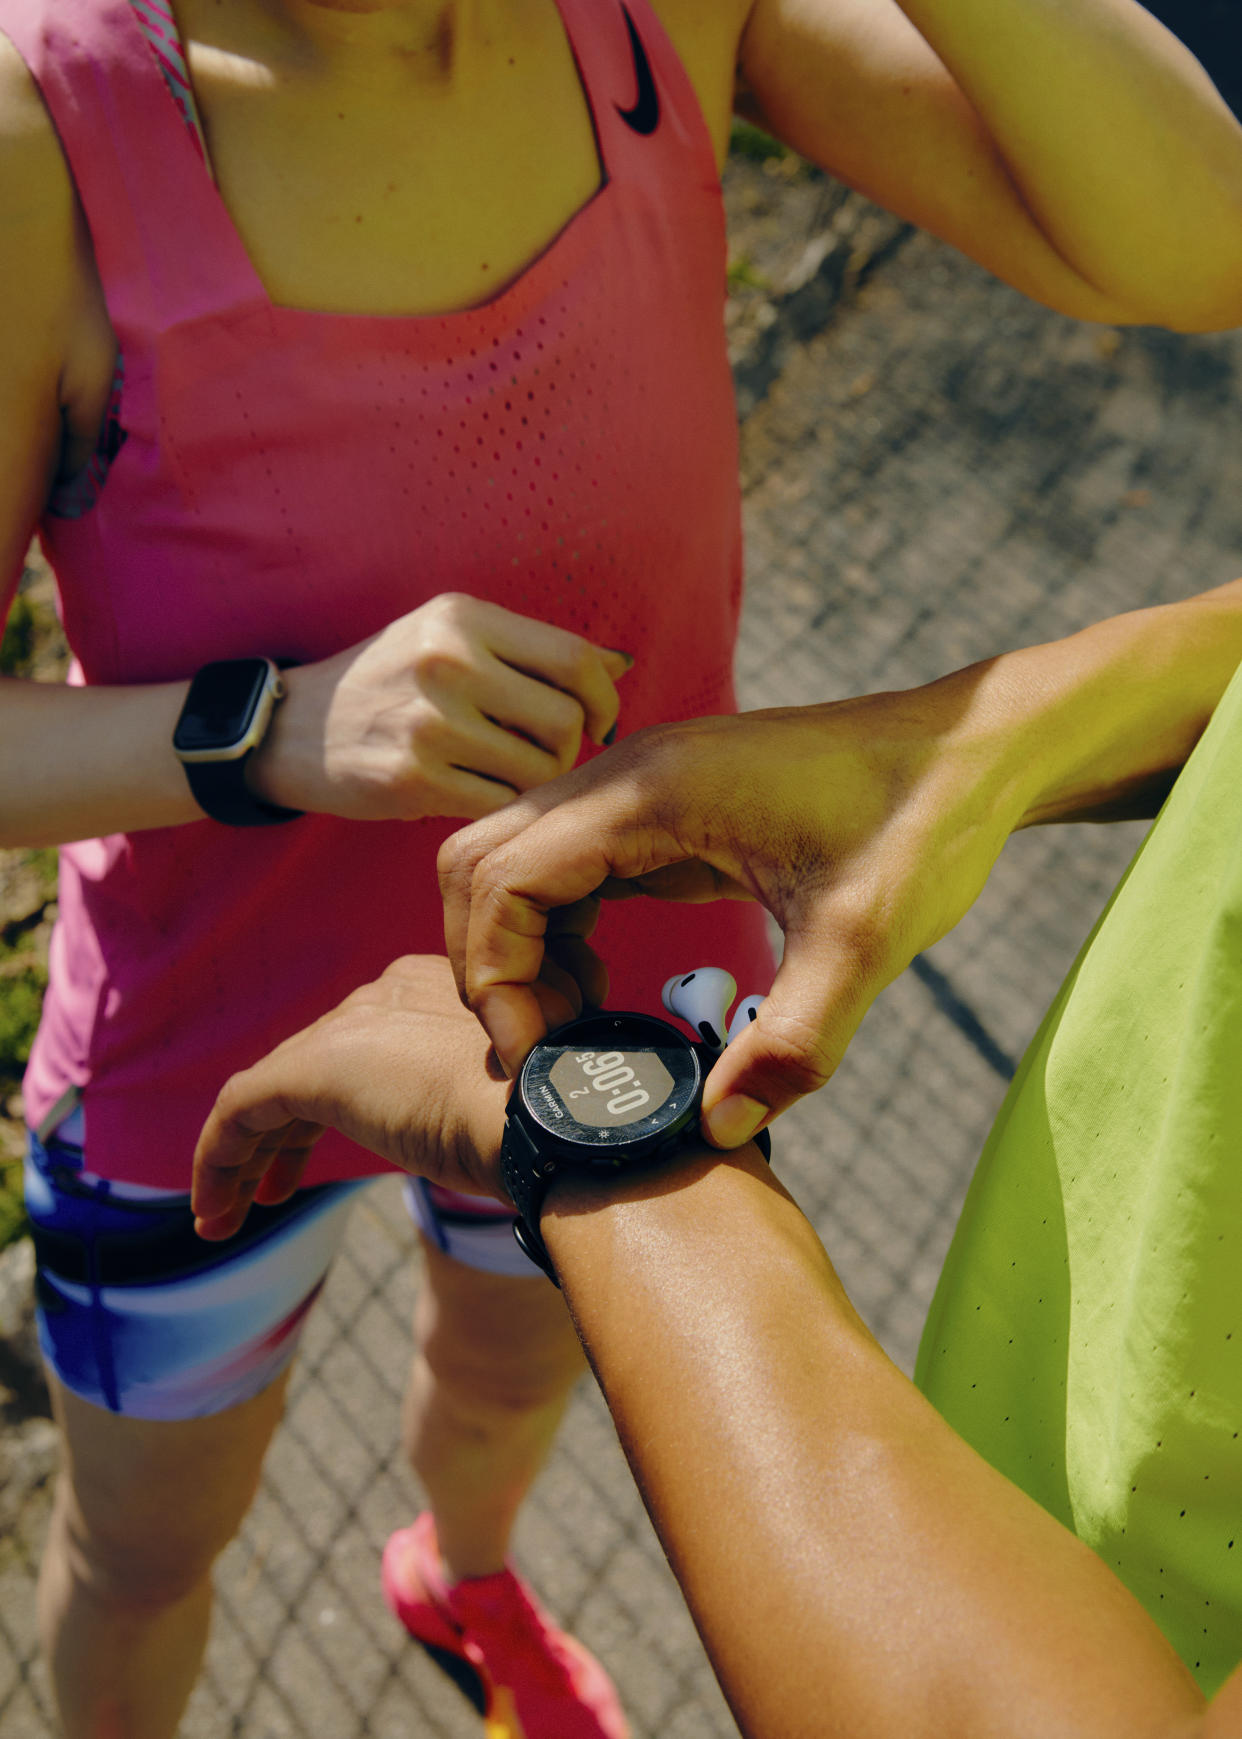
[191,956,512,1239]
[439,668,1031,1150]
[440,583,1242,1152]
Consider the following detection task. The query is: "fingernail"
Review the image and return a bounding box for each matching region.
[703,1094,769,1149]
[602,722,619,746]
[478,991,530,1079]
[604,648,636,669]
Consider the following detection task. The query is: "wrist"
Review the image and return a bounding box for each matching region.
[245,663,321,813]
[540,1140,771,1276]
[455,1078,511,1203]
[909,589,1242,836]
[1003,589,1242,826]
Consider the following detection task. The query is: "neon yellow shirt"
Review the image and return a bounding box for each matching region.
[917,660,1242,1695]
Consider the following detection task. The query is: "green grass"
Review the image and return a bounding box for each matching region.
[727,254,773,292]
[0,967,46,1082]
[0,590,38,676]
[0,882,54,1246]
[729,118,790,163]
[0,1152,26,1250]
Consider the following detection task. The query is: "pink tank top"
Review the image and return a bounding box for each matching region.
[7,0,774,1187]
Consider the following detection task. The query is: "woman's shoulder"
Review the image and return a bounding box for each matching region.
[0,29,77,231]
[0,29,110,543]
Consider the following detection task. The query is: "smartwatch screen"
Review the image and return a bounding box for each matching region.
[173,660,272,756]
[521,1013,702,1149]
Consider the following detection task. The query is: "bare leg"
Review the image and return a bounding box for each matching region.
[403,1233,587,1581]
[38,1367,290,1739]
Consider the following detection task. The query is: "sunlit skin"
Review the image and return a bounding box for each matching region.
[6,3,1242,1736]
[6,0,1242,835]
[186,953,1242,1738]
[441,577,1242,1147]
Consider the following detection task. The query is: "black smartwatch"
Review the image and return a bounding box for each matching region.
[500,1009,770,1285]
[173,658,303,827]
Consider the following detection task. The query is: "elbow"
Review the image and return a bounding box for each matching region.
[1160,300,1242,336]
[1058,226,1242,333]
[1149,273,1242,333]
[1090,274,1242,335]
[1119,253,1242,335]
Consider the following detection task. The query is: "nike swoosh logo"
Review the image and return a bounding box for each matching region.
[615,5,660,136]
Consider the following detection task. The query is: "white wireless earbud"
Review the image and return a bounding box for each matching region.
[661,967,737,1052]
[726,995,764,1046]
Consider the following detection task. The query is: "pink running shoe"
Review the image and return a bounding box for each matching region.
[382,1512,630,1739]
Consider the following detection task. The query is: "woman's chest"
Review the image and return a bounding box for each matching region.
[180,0,601,316]
[51,252,743,685]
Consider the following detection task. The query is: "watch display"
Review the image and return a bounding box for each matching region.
[172,657,303,826]
[173,658,282,761]
[518,1012,703,1155]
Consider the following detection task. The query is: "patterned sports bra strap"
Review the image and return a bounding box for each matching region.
[0,0,259,345]
[126,0,210,159]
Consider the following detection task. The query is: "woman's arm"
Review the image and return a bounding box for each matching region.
[0,40,627,849]
[736,0,1242,330]
[0,36,200,846]
[0,598,631,848]
[546,1149,1236,1739]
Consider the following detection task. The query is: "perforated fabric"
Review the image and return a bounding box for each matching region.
[917,664,1242,1694]
[5,0,774,1186]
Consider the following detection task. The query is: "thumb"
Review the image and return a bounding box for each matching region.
[699,919,883,1147]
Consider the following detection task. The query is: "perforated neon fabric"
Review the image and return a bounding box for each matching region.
[917,664,1242,1695]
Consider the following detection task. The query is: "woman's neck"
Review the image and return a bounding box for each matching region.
[255,0,497,67]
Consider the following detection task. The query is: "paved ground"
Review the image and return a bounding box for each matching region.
[3,210,1242,1736]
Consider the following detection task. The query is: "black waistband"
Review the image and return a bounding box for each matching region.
[31,1181,341,1288]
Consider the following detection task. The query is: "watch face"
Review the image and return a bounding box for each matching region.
[519,1012,703,1153]
[173,660,274,758]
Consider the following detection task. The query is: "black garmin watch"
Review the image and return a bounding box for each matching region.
[500,1009,770,1284]
[173,658,304,827]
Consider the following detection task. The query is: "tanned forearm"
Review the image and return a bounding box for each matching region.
[543,1152,1227,1739]
[893,0,1242,330]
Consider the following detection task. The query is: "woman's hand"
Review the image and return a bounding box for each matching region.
[249,594,632,822]
[191,955,516,1240]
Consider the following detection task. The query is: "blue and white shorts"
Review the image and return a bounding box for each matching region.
[25,1109,368,1420]
[403,1178,540,1280]
[26,1109,539,1421]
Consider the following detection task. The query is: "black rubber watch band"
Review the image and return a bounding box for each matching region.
[182,757,304,827]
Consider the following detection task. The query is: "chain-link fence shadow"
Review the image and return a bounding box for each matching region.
[3,220,1242,1735]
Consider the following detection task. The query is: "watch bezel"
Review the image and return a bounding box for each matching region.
[173,658,285,763]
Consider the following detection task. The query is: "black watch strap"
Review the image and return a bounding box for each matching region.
[182,757,304,827]
[500,1119,561,1284]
